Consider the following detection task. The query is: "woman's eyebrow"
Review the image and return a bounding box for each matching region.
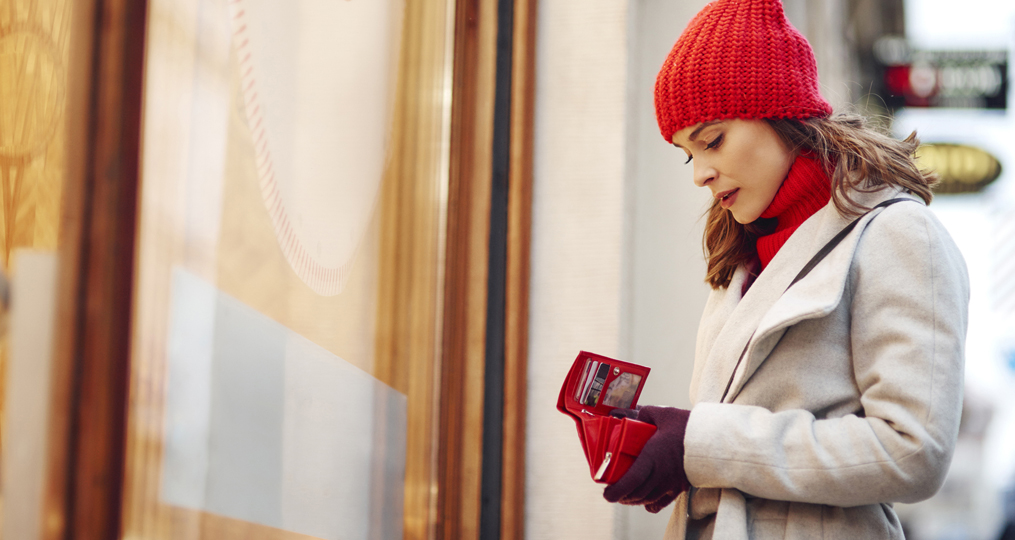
[688,120,721,142]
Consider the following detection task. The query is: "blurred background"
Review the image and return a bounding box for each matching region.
[889,3,1015,539]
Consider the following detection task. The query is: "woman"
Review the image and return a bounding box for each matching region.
[602,1,970,539]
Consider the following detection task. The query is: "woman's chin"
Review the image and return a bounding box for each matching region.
[730,210,755,225]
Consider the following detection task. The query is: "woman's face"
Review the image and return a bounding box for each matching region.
[671,119,796,224]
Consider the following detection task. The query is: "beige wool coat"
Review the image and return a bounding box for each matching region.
[665,187,970,540]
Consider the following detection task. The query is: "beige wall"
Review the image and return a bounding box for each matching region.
[525,0,630,538]
[618,1,712,536]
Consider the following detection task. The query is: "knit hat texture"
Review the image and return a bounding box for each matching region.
[654,0,832,143]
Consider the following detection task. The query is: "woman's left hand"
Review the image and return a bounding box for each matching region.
[602,405,691,513]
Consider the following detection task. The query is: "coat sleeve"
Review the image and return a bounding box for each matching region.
[682,204,970,507]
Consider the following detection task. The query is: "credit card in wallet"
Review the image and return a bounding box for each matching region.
[579,360,599,404]
[584,362,611,406]
[575,359,593,401]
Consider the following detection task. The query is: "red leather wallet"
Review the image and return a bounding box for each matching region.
[557,351,656,484]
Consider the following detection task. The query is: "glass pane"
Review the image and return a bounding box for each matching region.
[124,0,453,538]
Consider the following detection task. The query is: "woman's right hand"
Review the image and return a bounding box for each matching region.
[602,405,691,513]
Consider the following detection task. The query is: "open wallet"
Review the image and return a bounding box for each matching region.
[556,351,656,484]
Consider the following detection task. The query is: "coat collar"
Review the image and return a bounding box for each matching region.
[691,187,918,404]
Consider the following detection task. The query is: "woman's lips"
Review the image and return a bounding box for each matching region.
[717,188,739,209]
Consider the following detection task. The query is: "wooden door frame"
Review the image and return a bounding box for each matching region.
[440,0,535,538]
[45,0,149,538]
[502,0,537,536]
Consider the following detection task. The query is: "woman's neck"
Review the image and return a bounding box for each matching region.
[755,153,831,270]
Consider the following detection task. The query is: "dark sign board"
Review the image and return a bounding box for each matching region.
[874,37,1007,110]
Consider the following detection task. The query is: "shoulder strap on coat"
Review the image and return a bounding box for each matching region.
[787,197,914,289]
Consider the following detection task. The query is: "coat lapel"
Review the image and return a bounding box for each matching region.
[693,188,914,404]
[692,206,842,403]
[689,268,745,404]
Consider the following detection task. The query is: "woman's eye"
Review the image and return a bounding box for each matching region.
[705,134,723,150]
[683,154,692,165]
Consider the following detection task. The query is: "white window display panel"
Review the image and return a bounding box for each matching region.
[2,251,58,540]
[162,268,406,540]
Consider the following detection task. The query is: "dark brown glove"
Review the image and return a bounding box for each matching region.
[602,405,691,513]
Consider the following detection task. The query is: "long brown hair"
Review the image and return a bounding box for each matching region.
[702,114,937,289]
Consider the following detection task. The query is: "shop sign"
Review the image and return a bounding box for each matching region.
[874,37,1007,110]
[915,143,1003,193]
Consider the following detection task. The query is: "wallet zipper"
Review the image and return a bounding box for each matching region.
[594,452,613,481]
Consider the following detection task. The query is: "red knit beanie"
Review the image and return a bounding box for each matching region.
[654,0,832,143]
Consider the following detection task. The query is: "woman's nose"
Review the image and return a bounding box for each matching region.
[692,161,716,188]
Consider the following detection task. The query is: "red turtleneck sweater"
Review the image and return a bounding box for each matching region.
[755,154,832,269]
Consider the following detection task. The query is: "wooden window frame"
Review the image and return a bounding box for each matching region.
[44,0,148,538]
[41,0,536,537]
[440,0,535,538]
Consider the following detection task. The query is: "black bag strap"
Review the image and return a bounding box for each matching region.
[718,197,915,403]
[786,197,912,289]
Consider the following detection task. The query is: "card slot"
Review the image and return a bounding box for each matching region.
[580,360,601,405]
[583,362,611,407]
[575,358,593,401]
[565,356,592,409]
[577,360,594,404]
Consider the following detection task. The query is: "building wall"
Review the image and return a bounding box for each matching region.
[784,0,853,110]
[617,0,712,536]
[525,1,630,539]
